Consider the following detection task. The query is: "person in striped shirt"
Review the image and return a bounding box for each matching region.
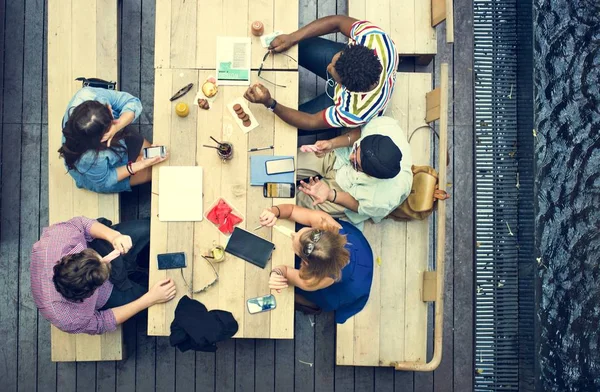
[244,16,398,140]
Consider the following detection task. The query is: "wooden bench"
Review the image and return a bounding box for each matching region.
[349,0,454,65]
[48,0,123,362]
[336,64,449,371]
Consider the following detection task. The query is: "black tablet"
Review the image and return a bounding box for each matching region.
[225,227,275,269]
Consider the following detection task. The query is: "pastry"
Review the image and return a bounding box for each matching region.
[197,98,209,110]
[237,112,246,119]
[233,104,242,112]
[243,120,252,127]
[241,114,250,122]
[202,81,218,98]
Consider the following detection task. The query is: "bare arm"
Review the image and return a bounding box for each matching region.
[111,293,154,325]
[270,204,341,230]
[89,220,120,242]
[327,189,360,212]
[270,16,359,53]
[270,100,331,131]
[274,265,334,291]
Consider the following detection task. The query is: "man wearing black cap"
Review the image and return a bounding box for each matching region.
[297,116,413,225]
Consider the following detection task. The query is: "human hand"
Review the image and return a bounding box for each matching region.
[268,34,296,53]
[259,209,278,227]
[298,177,332,206]
[111,233,132,254]
[243,83,272,106]
[314,140,334,157]
[147,278,177,304]
[138,146,168,169]
[101,120,121,147]
[269,268,288,293]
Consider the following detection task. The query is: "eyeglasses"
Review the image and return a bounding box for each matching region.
[258,51,297,88]
[180,255,219,294]
[302,230,323,257]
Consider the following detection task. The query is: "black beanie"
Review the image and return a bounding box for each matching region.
[359,135,402,179]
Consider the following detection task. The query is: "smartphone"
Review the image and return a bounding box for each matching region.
[157,252,186,270]
[247,294,277,314]
[263,182,295,198]
[265,157,295,175]
[143,146,167,159]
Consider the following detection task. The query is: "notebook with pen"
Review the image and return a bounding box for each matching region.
[225,227,275,269]
[250,155,295,186]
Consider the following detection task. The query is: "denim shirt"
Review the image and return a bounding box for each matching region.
[62,88,143,193]
[333,116,413,225]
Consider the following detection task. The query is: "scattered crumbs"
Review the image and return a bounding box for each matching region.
[376,256,382,266]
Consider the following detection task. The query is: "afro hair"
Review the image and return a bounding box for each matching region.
[334,44,383,92]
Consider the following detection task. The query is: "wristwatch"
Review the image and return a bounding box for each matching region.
[267,99,277,112]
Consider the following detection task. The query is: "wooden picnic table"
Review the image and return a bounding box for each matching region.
[147,69,298,338]
[155,0,299,70]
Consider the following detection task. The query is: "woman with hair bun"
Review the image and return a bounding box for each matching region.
[259,204,374,323]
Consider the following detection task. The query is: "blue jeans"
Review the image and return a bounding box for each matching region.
[94,219,150,310]
[297,37,347,145]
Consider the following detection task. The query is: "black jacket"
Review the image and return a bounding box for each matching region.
[169,295,238,352]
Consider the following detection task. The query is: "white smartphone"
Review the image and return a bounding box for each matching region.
[247,294,277,314]
[265,158,295,175]
[143,146,167,159]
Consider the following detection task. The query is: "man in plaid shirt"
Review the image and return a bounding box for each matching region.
[31,216,176,335]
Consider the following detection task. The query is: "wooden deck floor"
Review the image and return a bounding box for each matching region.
[0,0,474,391]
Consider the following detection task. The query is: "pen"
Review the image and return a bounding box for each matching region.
[253,225,264,231]
[248,145,274,152]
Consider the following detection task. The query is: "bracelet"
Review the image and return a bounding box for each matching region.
[126,161,136,176]
[273,205,281,218]
[331,189,337,203]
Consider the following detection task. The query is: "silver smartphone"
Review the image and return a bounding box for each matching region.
[143,146,167,159]
[265,158,295,175]
[247,294,277,314]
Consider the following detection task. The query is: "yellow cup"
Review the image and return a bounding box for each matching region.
[175,102,189,117]
[211,246,225,262]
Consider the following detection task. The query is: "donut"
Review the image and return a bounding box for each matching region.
[202,81,218,98]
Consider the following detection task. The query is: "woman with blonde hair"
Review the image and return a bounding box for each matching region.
[259,204,373,323]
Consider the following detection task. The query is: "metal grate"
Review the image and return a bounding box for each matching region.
[474,0,525,390]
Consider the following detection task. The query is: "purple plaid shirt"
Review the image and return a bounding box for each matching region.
[31,217,117,335]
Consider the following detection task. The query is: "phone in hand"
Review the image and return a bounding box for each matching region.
[265,157,295,175]
[263,182,295,198]
[143,146,167,159]
[247,294,277,314]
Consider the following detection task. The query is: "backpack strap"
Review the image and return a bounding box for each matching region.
[75,77,117,90]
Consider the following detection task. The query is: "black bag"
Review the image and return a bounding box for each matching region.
[75,77,116,90]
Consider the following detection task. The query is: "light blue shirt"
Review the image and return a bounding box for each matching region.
[333,116,413,224]
[62,88,143,193]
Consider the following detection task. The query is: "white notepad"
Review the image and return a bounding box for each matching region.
[158,166,203,222]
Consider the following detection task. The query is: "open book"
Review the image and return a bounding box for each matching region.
[216,37,251,86]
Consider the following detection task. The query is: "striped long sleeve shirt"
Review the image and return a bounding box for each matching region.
[323,20,399,128]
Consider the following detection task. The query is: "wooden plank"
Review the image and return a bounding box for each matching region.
[76,362,97,391]
[414,0,437,56]
[140,0,156,124]
[334,366,355,391]
[355,367,375,392]
[170,0,198,68]
[0,124,22,391]
[154,0,172,69]
[120,0,142,97]
[451,0,473,388]
[403,73,432,364]
[97,361,117,392]
[394,371,414,391]
[366,0,391,33]
[431,0,447,26]
[243,88,274,338]
[0,0,5,128]
[374,368,394,392]
[352,222,381,366]
[298,0,317,104]
[255,340,275,392]
[216,339,235,392]
[295,314,315,392]
[113,319,135,392]
[270,71,298,339]
[135,319,157,392]
[379,219,407,365]
[56,363,77,392]
[23,0,45,124]
[155,339,176,392]
[2,0,25,123]
[18,124,43,392]
[175,350,196,392]
[314,312,335,392]
[196,352,216,392]
[391,0,415,55]
[147,68,172,335]
[235,340,255,392]
[446,0,454,43]
[274,340,294,391]
[194,0,223,70]
[422,271,438,302]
